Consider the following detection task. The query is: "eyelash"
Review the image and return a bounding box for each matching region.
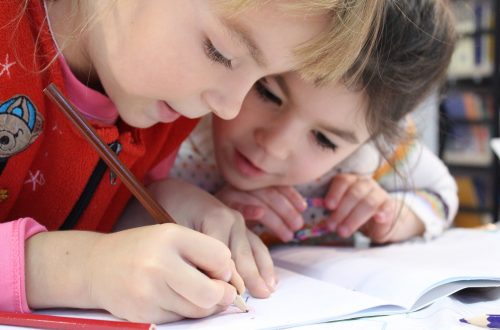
[313,131,337,152]
[204,38,232,69]
[254,80,282,106]
[255,81,337,152]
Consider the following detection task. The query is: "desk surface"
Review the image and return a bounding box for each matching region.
[1,288,499,329]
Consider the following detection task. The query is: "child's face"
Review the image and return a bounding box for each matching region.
[213,72,371,191]
[88,0,328,128]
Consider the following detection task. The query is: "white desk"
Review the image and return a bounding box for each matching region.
[2,289,499,330]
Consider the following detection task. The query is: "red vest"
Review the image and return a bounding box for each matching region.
[0,0,198,232]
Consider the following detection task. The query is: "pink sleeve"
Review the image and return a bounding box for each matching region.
[0,218,47,312]
[144,147,180,185]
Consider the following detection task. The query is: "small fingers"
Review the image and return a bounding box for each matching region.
[246,229,276,293]
[252,188,303,231]
[276,186,308,212]
[367,200,399,243]
[258,211,295,242]
[172,226,242,307]
[159,281,231,320]
[324,173,358,209]
[336,187,387,237]
[229,223,271,298]
[326,177,372,232]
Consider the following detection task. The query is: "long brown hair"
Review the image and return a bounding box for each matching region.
[349,0,456,147]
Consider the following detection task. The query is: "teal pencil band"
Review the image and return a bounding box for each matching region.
[460,314,500,328]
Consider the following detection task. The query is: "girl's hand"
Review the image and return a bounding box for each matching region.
[324,173,424,243]
[360,199,425,243]
[216,185,306,242]
[89,225,241,323]
[26,226,240,324]
[149,179,276,298]
[324,173,396,241]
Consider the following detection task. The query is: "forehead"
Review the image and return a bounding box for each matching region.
[214,1,329,73]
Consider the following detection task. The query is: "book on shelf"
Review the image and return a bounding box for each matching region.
[441,91,493,165]
[454,175,492,226]
[442,124,491,166]
[456,175,489,209]
[442,91,493,120]
[38,228,500,330]
[451,0,493,35]
[447,0,494,79]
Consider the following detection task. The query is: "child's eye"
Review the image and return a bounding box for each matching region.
[204,38,232,69]
[254,80,282,106]
[312,130,337,151]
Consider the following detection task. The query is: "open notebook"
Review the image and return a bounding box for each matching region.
[40,228,500,330]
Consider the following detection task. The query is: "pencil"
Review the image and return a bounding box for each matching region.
[0,311,155,330]
[460,314,500,328]
[43,83,248,313]
[44,83,175,225]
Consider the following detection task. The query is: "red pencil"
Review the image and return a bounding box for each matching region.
[0,311,155,330]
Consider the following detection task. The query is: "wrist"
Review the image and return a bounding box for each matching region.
[26,230,103,309]
[388,205,425,242]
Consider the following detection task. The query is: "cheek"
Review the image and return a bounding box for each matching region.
[108,27,206,97]
[113,51,201,98]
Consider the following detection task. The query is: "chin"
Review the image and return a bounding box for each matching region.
[122,115,156,128]
[225,173,266,192]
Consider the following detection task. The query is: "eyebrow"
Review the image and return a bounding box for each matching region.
[220,18,267,67]
[322,125,359,144]
[271,74,359,144]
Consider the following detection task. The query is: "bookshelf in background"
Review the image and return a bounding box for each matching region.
[439,0,499,226]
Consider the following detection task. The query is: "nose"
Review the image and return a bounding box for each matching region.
[201,77,254,120]
[254,119,296,161]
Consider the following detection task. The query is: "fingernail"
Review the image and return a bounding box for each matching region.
[326,199,337,209]
[338,226,348,237]
[376,212,386,222]
[300,198,308,211]
[284,231,294,242]
[266,277,277,291]
[293,217,304,230]
[328,221,337,231]
[222,270,232,283]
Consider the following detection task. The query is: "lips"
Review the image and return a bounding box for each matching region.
[157,101,181,123]
[233,150,266,177]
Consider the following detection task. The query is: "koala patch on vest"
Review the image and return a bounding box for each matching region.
[0,95,44,159]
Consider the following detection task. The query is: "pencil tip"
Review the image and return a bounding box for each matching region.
[459,318,468,324]
[233,295,249,313]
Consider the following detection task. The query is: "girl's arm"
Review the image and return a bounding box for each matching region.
[22,222,242,323]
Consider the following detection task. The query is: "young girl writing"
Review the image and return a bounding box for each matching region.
[168,0,458,245]
[0,0,386,324]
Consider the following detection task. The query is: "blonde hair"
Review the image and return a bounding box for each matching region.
[20,0,384,85]
[217,0,386,85]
